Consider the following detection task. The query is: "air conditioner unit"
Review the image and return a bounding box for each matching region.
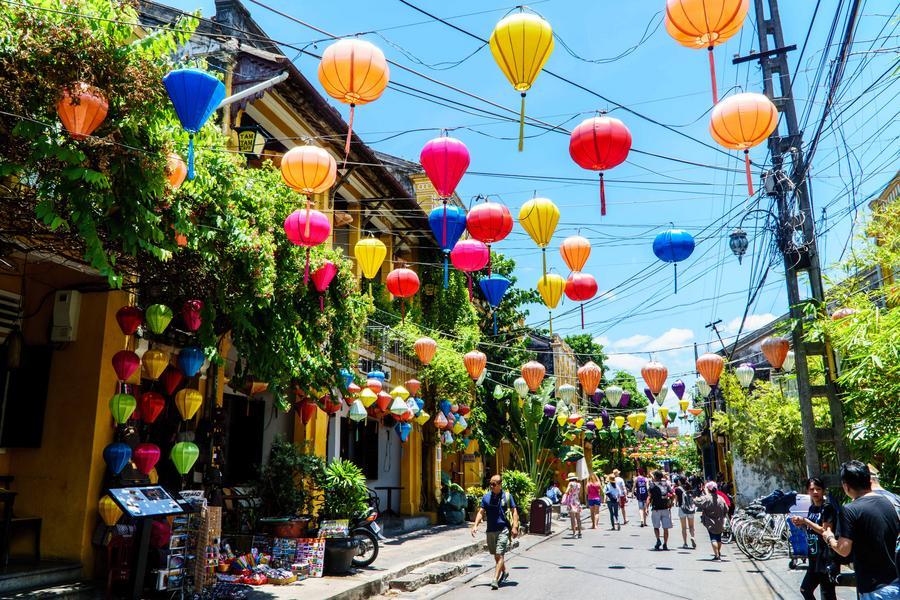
[50,290,81,342]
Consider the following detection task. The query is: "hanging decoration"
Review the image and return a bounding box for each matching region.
[560,235,591,272]
[109,393,136,425]
[322,395,342,415]
[405,379,421,396]
[359,388,378,408]
[171,441,200,475]
[99,496,123,527]
[697,378,712,398]
[374,391,391,412]
[614,415,626,430]
[543,403,556,419]
[679,399,690,413]
[395,422,412,443]
[386,267,420,320]
[177,347,205,378]
[281,145,337,196]
[783,351,796,372]
[414,337,437,365]
[428,204,467,288]
[167,153,187,189]
[451,239,489,299]
[115,306,143,336]
[318,39,390,162]
[736,363,755,388]
[141,349,169,381]
[284,209,332,284]
[133,443,161,476]
[696,353,724,386]
[488,10,554,151]
[652,228,695,293]
[348,400,367,422]
[659,384,669,403]
[145,304,173,335]
[479,274,511,334]
[620,391,631,408]
[389,396,408,417]
[729,228,749,264]
[577,361,602,396]
[761,336,790,369]
[466,200,513,274]
[513,377,529,399]
[605,385,623,407]
[518,197,559,278]
[565,272,598,329]
[664,0,749,104]
[537,273,565,335]
[641,361,668,396]
[672,379,686,400]
[568,116,632,215]
[103,443,132,476]
[415,411,431,426]
[463,350,487,381]
[354,237,388,289]
[710,92,779,195]
[521,361,546,392]
[175,389,203,420]
[557,384,577,405]
[56,82,108,140]
[297,400,318,425]
[311,261,338,311]
[112,350,140,383]
[659,407,670,426]
[180,300,203,332]
[139,392,165,424]
[644,387,656,405]
[434,412,449,429]
[160,365,184,395]
[163,68,226,180]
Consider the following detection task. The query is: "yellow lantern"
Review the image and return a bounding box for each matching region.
[489,10,554,151]
[659,407,670,423]
[354,237,387,281]
[556,410,568,427]
[359,387,377,408]
[99,495,122,527]
[614,415,625,429]
[415,411,430,426]
[518,198,559,278]
[148,468,159,484]
[679,399,689,413]
[175,388,203,420]
[142,349,169,381]
[627,414,640,430]
[537,273,566,335]
[391,386,410,401]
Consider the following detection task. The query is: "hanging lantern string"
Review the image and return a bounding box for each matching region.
[187,133,195,180]
[541,247,547,278]
[743,149,754,196]
[708,47,718,105]
[599,172,606,216]
[343,103,356,167]
[581,303,585,329]
[518,92,526,152]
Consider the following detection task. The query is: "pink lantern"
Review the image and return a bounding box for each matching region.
[112,350,140,382]
[283,209,332,284]
[311,260,338,310]
[420,136,470,199]
[181,299,203,332]
[405,379,421,396]
[450,239,489,299]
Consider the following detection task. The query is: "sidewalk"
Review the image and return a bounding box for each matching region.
[747,552,856,599]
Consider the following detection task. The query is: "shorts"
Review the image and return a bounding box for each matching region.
[708,531,722,543]
[588,498,602,507]
[678,508,695,519]
[486,529,511,556]
[635,497,647,509]
[651,508,673,529]
[618,495,627,508]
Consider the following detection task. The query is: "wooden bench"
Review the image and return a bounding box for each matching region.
[0,476,41,567]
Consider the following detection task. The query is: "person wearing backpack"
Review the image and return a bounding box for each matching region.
[675,476,697,549]
[648,470,674,550]
[634,469,650,527]
[695,481,729,560]
[471,474,520,590]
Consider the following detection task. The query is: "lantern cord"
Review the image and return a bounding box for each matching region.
[492,311,497,335]
[581,303,585,329]
[441,199,447,248]
[599,172,606,216]
[303,197,311,238]
[443,253,449,288]
[548,310,553,336]
[466,274,473,301]
[541,248,547,279]
[187,133,195,181]
[343,103,355,167]
[708,47,718,105]
[743,150,754,196]
[303,247,311,285]
[486,244,492,276]
[518,93,526,152]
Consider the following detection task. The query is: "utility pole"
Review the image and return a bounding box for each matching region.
[735,0,850,481]
[705,319,727,354]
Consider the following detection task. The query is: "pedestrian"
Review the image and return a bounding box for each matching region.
[546,480,563,520]
[790,477,837,600]
[695,481,728,560]
[614,468,629,525]
[471,474,520,590]
[586,473,603,529]
[869,464,900,517]
[634,469,650,527]
[822,461,900,600]
[605,474,621,530]
[648,470,674,550]
[674,476,697,549]
[561,473,583,538]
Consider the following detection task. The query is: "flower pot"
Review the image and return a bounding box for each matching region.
[324,537,361,575]
[259,516,312,539]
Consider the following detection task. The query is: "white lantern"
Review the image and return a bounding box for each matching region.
[697,378,711,398]
[657,384,669,403]
[389,397,408,416]
[557,384,577,404]
[605,385,623,407]
[513,377,529,399]
[736,363,755,388]
[782,351,795,372]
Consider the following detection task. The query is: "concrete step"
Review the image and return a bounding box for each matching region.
[388,561,466,592]
[0,581,99,599]
[381,515,431,537]
[0,561,83,595]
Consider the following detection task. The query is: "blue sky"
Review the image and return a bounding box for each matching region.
[168,0,898,406]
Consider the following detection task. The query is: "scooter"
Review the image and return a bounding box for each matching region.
[350,489,383,567]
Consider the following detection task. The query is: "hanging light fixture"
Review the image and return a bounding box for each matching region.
[729,228,749,264]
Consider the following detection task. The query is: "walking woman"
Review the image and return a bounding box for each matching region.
[675,476,697,549]
[605,474,621,531]
[586,473,603,529]
[695,481,728,560]
[561,473,583,538]
[790,477,837,600]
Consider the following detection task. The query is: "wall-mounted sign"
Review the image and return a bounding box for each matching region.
[234,125,267,159]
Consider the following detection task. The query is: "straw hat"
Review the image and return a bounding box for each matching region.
[607,474,616,483]
[566,472,577,481]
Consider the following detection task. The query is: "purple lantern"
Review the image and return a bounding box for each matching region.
[600,408,611,428]
[585,420,597,432]
[619,391,631,408]
[543,404,556,418]
[644,387,655,405]
[672,379,686,400]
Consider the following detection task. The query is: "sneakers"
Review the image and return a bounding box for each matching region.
[499,571,510,585]
[491,580,499,590]
[663,544,669,551]
[691,538,697,549]
[654,539,662,551]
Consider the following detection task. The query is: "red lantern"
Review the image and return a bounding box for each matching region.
[405,379,421,396]
[311,260,338,311]
[564,272,598,329]
[139,392,165,424]
[112,350,140,382]
[641,361,668,395]
[569,116,632,216]
[400,410,414,422]
[457,404,471,417]
[345,383,361,404]
[466,201,513,274]
[385,268,420,320]
[283,209,332,284]
[420,136,470,199]
[366,378,382,394]
[116,306,143,336]
[376,391,392,412]
[296,400,318,426]
[450,239,489,299]
[322,394,342,415]
[181,299,203,332]
[133,443,161,475]
[160,366,185,396]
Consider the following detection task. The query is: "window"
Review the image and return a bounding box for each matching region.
[340,418,378,480]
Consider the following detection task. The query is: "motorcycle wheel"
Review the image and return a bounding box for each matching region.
[351,527,379,568]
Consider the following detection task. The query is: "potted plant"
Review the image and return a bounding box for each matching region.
[438,479,467,525]
[465,486,485,522]
[256,438,324,538]
[318,459,368,575]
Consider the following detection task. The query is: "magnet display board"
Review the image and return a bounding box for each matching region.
[109,486,184,518]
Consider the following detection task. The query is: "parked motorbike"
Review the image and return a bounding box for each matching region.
[350,489,382,567]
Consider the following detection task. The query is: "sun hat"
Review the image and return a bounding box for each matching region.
[607,474,616,483]
[705,481,718,492]
[612,469,620,475]
[567,472,577,481]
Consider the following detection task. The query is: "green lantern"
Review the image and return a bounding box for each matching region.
[145,304,173,334]
[348,399,367,422]
[109,393,136,424]
[493,385,505,400]
[170,441,199,475]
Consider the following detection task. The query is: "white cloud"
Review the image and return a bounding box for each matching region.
[593,336,610,348]
[645,328,694,351]
[724,313,777,334]
[605,353,647,373]
[603,328,697,380]
[610,334,653,349]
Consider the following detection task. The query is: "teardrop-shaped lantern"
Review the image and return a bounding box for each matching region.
[521,361,546,392]
[464,350,487,381]
[116,306,143,335]
[641,361,668,395]
[736,363,755,388]
[103,442,132,475]
[605,385,623,407]
[697,378,711,398]
[99,496,123,527]
[112,350,140,382]
[354,237,388,281]
[415,337,437,365]
[537,273,566,335]
[142,349,169,381]
[672,379,686,400]
[479,274,512,334]
[653,229,695,293]
[57,83,108,140]
[163,69,226,180]
[513,377,529,399]
[133,443,161,475]
[710,92,778,195]
[139,392,165,424]
[145,304,173,335]
[577,361,602,396]
[177,346,205,378]
[171,441,200,475]
[614,415,626,430]
[569,116,632,216]
[175,389,203,420]
[560,235,591,272]
[782,350,795,372]
[696,353,724,386]
[180,299,203,332]
[518,198,559,278]
[109,393,136,425]
[761,336,790,370]
[311,260,338,310]
[405,379,421,397]
[557,384,577,404]
[564,272,598,329]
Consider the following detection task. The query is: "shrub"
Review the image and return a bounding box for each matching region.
[466,485,486,513]
[319,459,369,519]
[501,469,536,522]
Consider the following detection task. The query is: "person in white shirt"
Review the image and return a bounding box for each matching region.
[613,469,629,525]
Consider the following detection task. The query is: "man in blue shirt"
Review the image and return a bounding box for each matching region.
[471,474,520,590]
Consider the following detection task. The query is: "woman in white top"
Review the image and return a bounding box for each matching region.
[613,469,628,525]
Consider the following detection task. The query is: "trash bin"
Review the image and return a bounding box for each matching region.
[530,497,552,535]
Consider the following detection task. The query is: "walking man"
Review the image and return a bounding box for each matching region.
[614,468,629,525]
[648,470,674,550]
[634,469,650,527]
[472,474,520,590]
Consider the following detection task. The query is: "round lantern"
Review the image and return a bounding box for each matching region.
[281,145,337,195]
[354,237,387,282]
[513,377,529,399]
[311,260,338,311]
[57,82,108,140]
[386,268,420,319]
[518,198,559,278]
[115,306,143,336]
[709,92,778,195]
[568,116,632,216]
[415,337,437,365]
[163,69,226,180]
[665,0,749,103]
[557,384,577,405]
[783,350,796,373]
[428,204,467,288]
[761,336,790,370]
[160,365,185,395]
[489,10,554,150]
[564,272,598,329]
[605,385,623,407]
[175,389,203,420]
[641,361,668,395]
[521,361,546,392]
[697,378,712,398]
[133,443,161,476]
[560,235,591,272]
[171,441,200,475]
[142,349,169,381]
[180,299,203,332]
[729,228,749,264]
[537,273,566,334]
[145,304,173,335]
[697,353,724,386]
[464,350,487,381]
[103,442,132,476]
[420,135,469,198]
[672,379,686,400]
[109,393,136,425]
[653,229,695,293]
[466,200,513,273]
[112,350,140,382]
[166,153,187,189]
[177,346,205,378]
[140,392,165,424]
[735,363,755,388]
[318,39,390,160]
[577,361,602,395]
[451,239,489,299]
[283,209,332,284]
[99,496,123,527]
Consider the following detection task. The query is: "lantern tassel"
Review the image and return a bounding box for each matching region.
[304,197,311,238]
[187,133,195,181]
[343,103,355,167]
[492,311,497,335]
[673,263,678,294]
[548,311,553,336]
[443,253,449,289]
[708,47,719,105]
[581,303,585,329]
[303,248,310,285]
[487,245,492,276]
[744,150,754,196]
[518,93,526,152]
[599,172,606,216]
[467,274,473,301]
[441,200,447,248]
[541,248,547,279]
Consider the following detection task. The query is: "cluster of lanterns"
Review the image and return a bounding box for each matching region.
[341,371,427,443]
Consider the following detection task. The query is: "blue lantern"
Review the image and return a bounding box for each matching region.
[439,399,452,416]
[103,442,132,475]
[395,422,412,443]
[428,205,467,288]
[163,69,226,180]
[479,274,511,334]
[415,397,424,412]
[177,346,205,378]
[652,228,695,293]
[340,368,354,389]
[367,370,385,382]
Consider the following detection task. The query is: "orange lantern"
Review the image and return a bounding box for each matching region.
[641,361,668,395]
[415,337,437,365]
[521,360,546,392]
[464,350,487,381]
[761,336,790,370]
[577,361,602,395]
[665,0,749,104]
[56,82,108,140]
[166,153,187,189]
[317,39,390,161]
[281,145,337,195]
[560,235,591,272]
[696,353,724,386]
[709,92,778,196]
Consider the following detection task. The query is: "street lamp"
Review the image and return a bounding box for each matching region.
[729,228,749,264]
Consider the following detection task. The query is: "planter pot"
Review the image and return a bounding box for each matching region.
[324,537,361,575]
[258,516,312,539]
[443,508,465,525]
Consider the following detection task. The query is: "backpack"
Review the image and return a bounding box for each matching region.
[680,487,696,513]
[484,491,514,529]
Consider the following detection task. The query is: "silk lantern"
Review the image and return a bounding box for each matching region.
[145,304,173,335]
[679,399,690,413]
[466,200,513,274]
[560,235,591,272]
[395,422,412,443]
[783,350,795,372]
[480,274,511,334]
[521,361,546,392]
[175,389,203,420]
[697,378,711,398]
[405,379,421,397]
[672,379,686,400]
[518,197,559,278]
[641,361,668,395]
[620,391,632,408]
[109,393,136,424]
[513,377,529,399]
[284,209,332,284]
[359,388,377,408]
[180,300,203,332]
[537,273,566,335]
[665,0,749,103]
[296,400,318,425]
[614,415,626,430]
[177,347,204,378]
[163,69,226,180]
[605,385,623,407]
[281,145,337,195]
[659,407,670,426]
[99,496,123,527]
[556,410,568,427]
[116,306,143,336]
[388,396,407,417]
[644,387,656,404]
[349,399,367,422]
[390,386,410,402]
[696,353,724,386]
[565,272,597,329]
[557,384,577,405]
[322,395,342,416]
[434,411,449,429]
[736,363,755,388]
[103,442,132,475]
[416,410,431,426]
[318,39,390,161]
[354,237,387,284]
[428,204,467,288]
[653,229,695,293]
[311,261,338,311]
[160,365,184,395]
[142,349,169,381]
[464,350,487,381]
[659,384,669,403]
[57,82,108,140]
[375,391,391,412]
[577,361,602,395]
[167,153,187,189]
[171,441,200,475]
[761,336,790,369]
[415,337,437,365]
[710,92,778,195]
[489,10,554,150]
[346,382,361,401]
[140,392,165,424]
[451,239,489,299]
[568,116,632,215]
[133,443,161,476]
[112,350,140,382]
